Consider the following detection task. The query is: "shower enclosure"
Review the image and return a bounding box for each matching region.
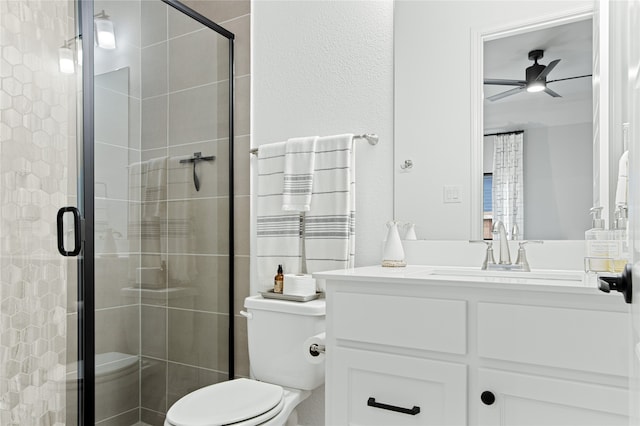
[0,0,235,424]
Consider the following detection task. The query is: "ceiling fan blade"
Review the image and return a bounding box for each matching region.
[487,86,525,102]
[544,87,562,97]
[484,78,526,86]
[536,59,561,80]
[547,74,592,84]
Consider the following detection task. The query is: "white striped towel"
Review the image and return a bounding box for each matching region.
[128,157,167,288]
[304,134,355,273]
[257,142,302,292]
[166,156,196,285]
[283,136,318,212]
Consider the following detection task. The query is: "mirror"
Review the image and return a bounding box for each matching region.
[394,0,620,241]
[481,17,593,240]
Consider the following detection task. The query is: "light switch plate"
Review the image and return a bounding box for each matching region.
[443,185,462,203]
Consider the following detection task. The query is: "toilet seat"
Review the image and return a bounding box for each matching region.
[165,378,284,426]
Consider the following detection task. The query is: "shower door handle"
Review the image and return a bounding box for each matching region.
[57,207,83,256]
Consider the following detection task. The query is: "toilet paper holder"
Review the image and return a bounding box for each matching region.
[309,343,326,357]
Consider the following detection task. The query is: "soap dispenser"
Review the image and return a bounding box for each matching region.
[382,221,406,267]
[274,264,284,293]
[584,207,614,272]
[613,205,630,272]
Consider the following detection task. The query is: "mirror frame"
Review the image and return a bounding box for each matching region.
[469,5,604,240]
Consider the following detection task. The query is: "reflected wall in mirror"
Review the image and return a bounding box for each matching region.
[482,18,593,240]
[394,0,601,241]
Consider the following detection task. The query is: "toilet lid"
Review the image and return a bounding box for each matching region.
[166,378,284,426]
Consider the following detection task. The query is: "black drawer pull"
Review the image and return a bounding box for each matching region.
[367,397,420,416]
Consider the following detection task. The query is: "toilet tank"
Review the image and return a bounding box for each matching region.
[244,295,325,390]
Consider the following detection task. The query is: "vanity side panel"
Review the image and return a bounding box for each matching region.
[333,291,467,354]
[477,302,628,377]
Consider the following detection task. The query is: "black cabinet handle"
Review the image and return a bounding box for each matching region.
[56,207,82,256]
[598,264,633,304]
[481,391,496,406]
[367,397,420,416]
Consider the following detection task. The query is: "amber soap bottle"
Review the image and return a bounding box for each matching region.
[274,264,284,293]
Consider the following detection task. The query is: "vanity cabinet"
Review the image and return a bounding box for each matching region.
[320,266,629,426]
[332,347,466,425]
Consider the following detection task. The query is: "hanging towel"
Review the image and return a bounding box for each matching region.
[128,157,167,288]
[257,142,302,292]
[304,134,355,273]
[615,150,629,206]
[282,136,318,211]
[165,155,196,285]
[127,160,146,284]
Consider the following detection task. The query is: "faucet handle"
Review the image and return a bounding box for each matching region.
[518,240,543,246]
[514,240,543,272]
[469,240,496,270]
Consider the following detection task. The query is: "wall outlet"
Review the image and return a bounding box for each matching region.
[443,185,462,203]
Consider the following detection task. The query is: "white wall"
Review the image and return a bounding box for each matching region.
[525,123,592,239]
[251,1,394,424]
[252,0,394,273]
[394,0,592,240]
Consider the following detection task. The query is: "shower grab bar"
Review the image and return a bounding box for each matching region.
[249,133,379,155]
[179,152,215,191]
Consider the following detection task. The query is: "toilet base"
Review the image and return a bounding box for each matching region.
[266,387,311,426]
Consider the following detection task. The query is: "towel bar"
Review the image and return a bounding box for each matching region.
[249,133,378,155]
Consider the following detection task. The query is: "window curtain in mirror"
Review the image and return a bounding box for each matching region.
[492,132,524,239]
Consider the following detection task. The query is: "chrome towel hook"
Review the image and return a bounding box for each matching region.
[400,159,413,170]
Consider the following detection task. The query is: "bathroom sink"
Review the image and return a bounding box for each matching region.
[408,266,588,286]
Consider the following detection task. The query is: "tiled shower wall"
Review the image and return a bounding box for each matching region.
[137,1,250,424]
[182,0,252,381]
[0,0,75,424]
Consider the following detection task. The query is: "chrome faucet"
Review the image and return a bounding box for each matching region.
[472,221,543,271]
[492,220,511,265]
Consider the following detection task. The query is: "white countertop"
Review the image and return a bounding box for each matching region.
[313,264,610,296]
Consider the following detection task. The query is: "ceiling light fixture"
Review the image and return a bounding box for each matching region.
[95,10,116,50]
[526,79,546,93]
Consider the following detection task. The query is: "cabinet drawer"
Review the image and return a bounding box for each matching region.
[333,292,466,354]
[329,347,466,425]
[477,302,628,376]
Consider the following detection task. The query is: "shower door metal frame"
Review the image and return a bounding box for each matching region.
[77,0,235,423]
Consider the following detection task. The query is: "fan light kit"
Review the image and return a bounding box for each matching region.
[484,49,591,101]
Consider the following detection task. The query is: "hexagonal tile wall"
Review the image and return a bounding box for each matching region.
[1,0,76,424]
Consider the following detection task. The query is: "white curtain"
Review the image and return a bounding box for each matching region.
[492,132,524,239]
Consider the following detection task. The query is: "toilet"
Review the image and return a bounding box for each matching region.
[164,295,326,426]
[64,352,140,423]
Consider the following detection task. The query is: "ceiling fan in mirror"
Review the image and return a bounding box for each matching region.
[484,49,592,102]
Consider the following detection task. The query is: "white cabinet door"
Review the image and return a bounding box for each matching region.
[477,369,628,426]
[329,347,466,426]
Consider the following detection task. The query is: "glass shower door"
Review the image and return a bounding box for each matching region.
[77,0,235,424]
